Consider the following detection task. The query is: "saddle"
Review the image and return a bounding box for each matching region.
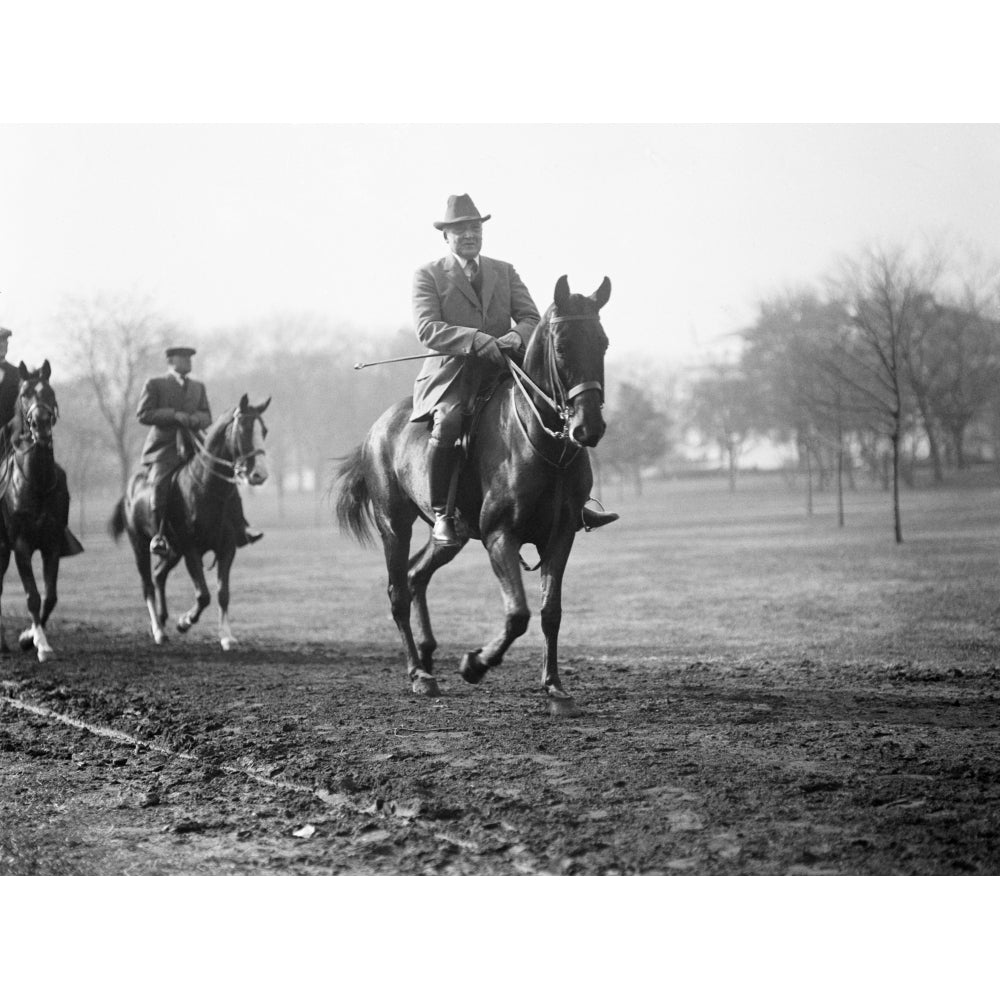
[458,371,512,457]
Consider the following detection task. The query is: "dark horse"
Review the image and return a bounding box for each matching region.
[0,361,83,662]
[336,275,611,716]
[110,394,270,649]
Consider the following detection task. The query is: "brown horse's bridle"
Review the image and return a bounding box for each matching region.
[18,389,59,448]
[505,308,605,465]
[192,408,267,485]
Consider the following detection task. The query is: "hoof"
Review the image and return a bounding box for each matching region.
[548,692,582,718]
[412,672,441,697]
[153,632,168,645]
[37,648,53,663]
[176,618,191,634]
[19,631,35,652]
[459,648,489,685]
[220,637,236,651]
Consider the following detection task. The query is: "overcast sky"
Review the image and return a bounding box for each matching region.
[4,123,1000,371]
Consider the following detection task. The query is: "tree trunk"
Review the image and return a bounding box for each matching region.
[891,429,903,544]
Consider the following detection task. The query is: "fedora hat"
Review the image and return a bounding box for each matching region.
[433,193,491,230]
[165,346,196,358]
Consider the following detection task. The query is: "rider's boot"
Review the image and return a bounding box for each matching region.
[580,505,620,531]
[237,524,264,547]
[148,491,171,557]
[428,440,460,548]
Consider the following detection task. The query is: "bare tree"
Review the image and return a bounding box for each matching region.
[831,245,939,543]
[58,293,178,492]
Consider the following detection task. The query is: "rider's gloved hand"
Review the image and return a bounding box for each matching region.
[470,332,506,368]
[494,332,523,353]
[175,411,190,428]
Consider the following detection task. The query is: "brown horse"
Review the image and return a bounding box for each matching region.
[110,394,270,649]
[0,361,82,661]
[336,275,611,716]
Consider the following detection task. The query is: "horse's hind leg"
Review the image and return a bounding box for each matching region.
[215,547,237,650]
[408,533,466,674]
[379,520,440,697]
[176,549,211,634]
[459,530,530,685]
[152,550,183,639]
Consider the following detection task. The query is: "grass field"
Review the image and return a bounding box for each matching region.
[54,469,1000,673]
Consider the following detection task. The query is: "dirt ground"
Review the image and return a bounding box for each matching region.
[3,477,1000,876]
[3,625,998,875]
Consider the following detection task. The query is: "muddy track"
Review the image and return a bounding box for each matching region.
[2,626,998,874]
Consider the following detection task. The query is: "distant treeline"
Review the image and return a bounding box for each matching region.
[42,239,1000,544]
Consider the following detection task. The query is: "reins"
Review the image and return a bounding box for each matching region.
[504,308,605,470]
[188,408,267,486]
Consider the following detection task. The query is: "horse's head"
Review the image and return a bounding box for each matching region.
[546,275,612,448]
[228,394,271,486]
[17,359,58,448]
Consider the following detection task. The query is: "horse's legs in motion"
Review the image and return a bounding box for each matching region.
[176,548,211,635]
[408,532,465,675]
[538,523,581,717]
[0,547,11,654]
[459,529,530,685]
[215,547,237,650]
[379,518,441,697]
[151,549,183,641]
[14,547,54,662]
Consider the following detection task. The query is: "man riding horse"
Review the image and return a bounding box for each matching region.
[138,346,262,558]
[412,194,618,547]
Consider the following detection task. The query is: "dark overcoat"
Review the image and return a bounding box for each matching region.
[0,361,22,428]
[411,254,540,421]
[137,372,212,473]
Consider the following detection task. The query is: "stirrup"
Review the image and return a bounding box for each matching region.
[580,499,619,532]
[149,534,170,556]
[431,512,460,548]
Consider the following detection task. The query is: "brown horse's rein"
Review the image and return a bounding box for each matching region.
[504,308,605,462]
[189,409,266,485]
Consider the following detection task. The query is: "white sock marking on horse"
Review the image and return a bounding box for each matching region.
[219,611,236,650]
[146,598,166,644]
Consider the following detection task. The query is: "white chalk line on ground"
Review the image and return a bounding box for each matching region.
[0,691,348,806]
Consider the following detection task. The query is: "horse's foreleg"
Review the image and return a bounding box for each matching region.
[539,524,580,717]
[13,548,50,662]
[177,549,210,634]
[152,550,182,641]
[408,534,465,674]
[380,522,439,697]
[216,548,236,650]
[0,547,11,655]
[460,530,530,685]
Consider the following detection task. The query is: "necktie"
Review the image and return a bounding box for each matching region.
[467,259,482,297]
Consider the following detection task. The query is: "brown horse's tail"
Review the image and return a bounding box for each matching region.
[334,446,376,547]
[109,496,127,541]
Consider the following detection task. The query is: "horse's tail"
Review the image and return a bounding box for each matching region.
[109,496,127,541]
[334,446,377,547]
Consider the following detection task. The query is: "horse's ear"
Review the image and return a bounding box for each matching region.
[257,396,271,414]
[41,359,51,381]
[592,277,611,310]
[553,275,571,312]
[18,362,28,379]
[238,393,249,413]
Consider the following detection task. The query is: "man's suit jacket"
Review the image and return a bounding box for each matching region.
[411,254,540,420]
[0,361,22,428]
[137,372,212,470]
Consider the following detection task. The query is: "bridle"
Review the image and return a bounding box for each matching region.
[191,407,268,485]
[505,306,606,467]
[17,385,59,450]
